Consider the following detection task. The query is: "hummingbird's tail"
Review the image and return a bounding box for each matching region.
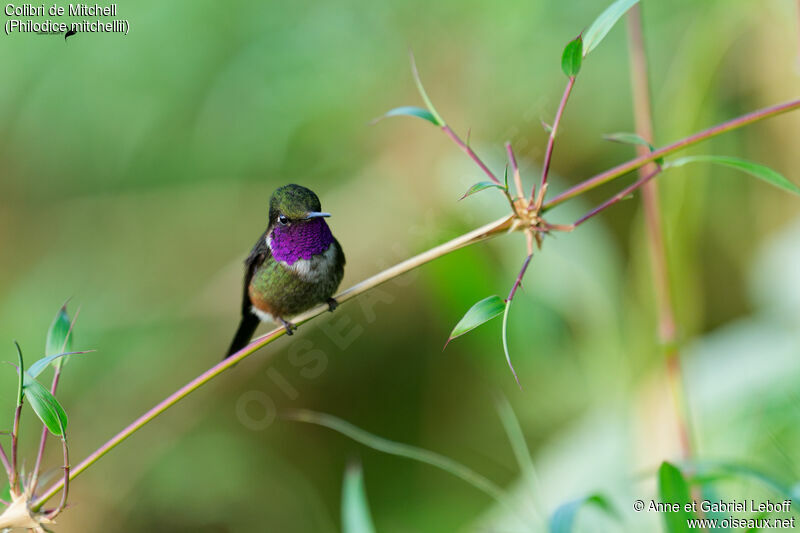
[225,313,259,359]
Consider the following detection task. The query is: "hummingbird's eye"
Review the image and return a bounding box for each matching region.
[278,214,289,226]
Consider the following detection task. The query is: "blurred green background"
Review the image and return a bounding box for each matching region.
[1,0,800,531]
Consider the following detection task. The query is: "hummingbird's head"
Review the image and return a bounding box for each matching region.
[268,184,330,227]
[267,184,336,264]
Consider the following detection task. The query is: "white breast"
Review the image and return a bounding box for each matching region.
[287,244,338,282]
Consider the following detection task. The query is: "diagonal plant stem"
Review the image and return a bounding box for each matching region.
[33,213,515,510]
[442,125,503,186]
[571,167,661,228]
[626,4,693,458]
[534,76,576,206]
[543,98,800,210]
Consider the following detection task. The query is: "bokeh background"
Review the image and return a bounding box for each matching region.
[2,0,800,531]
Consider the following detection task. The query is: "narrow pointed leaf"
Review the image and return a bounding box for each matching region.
[342,461,376,533]
[446,296,506,346]
[501,300,521,388]
[377,106,440,126]
[658,462,692,533]
[603,132,654,151]
[459,181,506,200]
[409,52,446,127]
[495,396,536,487]
[14,342,24,407]
[582,0,640,56]
[283,409,506,504]
[665,155,800,195]
[28,350,94,379]
[604,132,664,165]
[550,493,617,533]
[23,374,67,436]
[561,36,583,77]
[46,305,72,357]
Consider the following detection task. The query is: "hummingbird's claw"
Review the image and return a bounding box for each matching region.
[279,317,296,335]
[327,298,339,312]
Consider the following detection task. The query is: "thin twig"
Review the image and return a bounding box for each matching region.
[505,142,525,199]
[9,405,21,495]
[534,76,576,205]
[507,255,532,302]
[572,167,661,227]
[45,435,69,520]
[442,125,502,185]
[543,98,800,210]
[33,213,515,510]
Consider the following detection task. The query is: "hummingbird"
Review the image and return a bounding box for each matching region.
[225,184,345,358]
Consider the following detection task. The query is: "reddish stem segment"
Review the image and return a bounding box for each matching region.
[505,142,525,198]
[442,125,502,185]
[544,98,800,210]
[535,76,576,202]
[507,254,532,301]
[46,436,69,520]
[572,167,661,227]
[9,405,21,493]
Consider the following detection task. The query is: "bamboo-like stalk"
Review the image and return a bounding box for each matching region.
[32,213,515,509]
[626,4,693,458]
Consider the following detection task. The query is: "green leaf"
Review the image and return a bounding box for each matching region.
[495,396,537,489]
[1,482,10,504]
[23,374,68,436]
[377,106,440,126]
[501,300,521,388]
[603,132,654,151]
[604,132,664,165]
[550,493,617,533]
[459,181,506,200]
[28,350,93,379]
[658,462,693,533]
[409,52,446,127]
[665,155,800,196]
[47,303,77,372]
[561,36,583,77]
[46,304,72,357]
[582,0,640,56]
[14,342,24,407]
[445,296,506,346]
[283,409,507,505]
[342,461,376,533]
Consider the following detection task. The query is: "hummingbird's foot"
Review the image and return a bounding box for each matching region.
[278,317,296,335]
[326,298,339,312]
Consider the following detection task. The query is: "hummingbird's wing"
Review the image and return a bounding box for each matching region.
[241,229,271,315]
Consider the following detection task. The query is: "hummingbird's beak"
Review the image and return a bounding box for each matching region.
[304,211,331,219]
